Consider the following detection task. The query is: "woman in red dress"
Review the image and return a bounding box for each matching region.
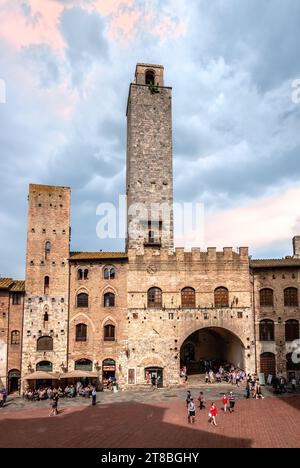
[209,402,218,426]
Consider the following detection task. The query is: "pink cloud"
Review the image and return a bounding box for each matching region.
[93,0,134,16]
[0,0,65,53]
[204,187,300,251]
[107,10,141,41]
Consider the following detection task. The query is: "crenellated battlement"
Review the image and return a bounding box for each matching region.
[128,247,249,265]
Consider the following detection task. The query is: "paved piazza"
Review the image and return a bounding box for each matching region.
[0,385,299,448]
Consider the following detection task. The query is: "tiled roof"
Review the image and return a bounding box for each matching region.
[70,252,128,261]
[250,258,300,268]
[0,278,25,291]
[10,280,25,292]
[0,278,14,289]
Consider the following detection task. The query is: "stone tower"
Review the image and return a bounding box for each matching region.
[21,184,71,383]
[126,63,174,252]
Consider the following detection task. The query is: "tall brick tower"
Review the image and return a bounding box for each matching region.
[126,64,174,252]
[21,184,71,384]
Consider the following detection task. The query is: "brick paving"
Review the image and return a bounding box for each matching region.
[0,390,299,448]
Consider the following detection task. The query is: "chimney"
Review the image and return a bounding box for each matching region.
[293,236,300,258]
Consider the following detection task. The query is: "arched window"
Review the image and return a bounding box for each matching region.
[181,288,196,308]
[76,323,87,342]
[145,70,155,85]
[103,266,116,280]
[77,293,88,308]
[284,288,298,307]
[259,320,275,342]
[37,336,53,351]
[11,330,20,345]
[214,287,229,308]
[260,289,274,307]
[77,269,88,280]
[148,287,162,308]
[75,359,93,371]
[36,361,52,372]
[104,292,115,308]
[44,276,50,295]
[45,241,51,259]
[285,320,299,342]
[104,324,116,341]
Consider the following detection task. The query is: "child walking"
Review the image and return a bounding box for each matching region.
[222,394,228,413]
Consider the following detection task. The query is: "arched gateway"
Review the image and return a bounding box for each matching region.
[180,327,246,375]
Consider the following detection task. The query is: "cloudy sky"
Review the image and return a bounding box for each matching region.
[0,0,300,278]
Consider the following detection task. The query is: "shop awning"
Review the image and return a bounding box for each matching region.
[59,370,98,379]
[23,371,60,380]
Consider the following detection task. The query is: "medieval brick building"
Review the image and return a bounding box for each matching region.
[1,63,300,392]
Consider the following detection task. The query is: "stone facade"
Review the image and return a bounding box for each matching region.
[126,64,173,251]
[2,63,300,391]
[120,247,255,386]
[67,253,128,385]
[21,184,70,386]
[252,252,300,381]
[0,279,24,391]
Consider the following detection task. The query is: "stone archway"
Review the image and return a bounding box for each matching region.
[180,327,246,375]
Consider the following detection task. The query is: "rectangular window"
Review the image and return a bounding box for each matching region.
[238,311,243,319]
[12,294,21,305]
[128,369,136,385]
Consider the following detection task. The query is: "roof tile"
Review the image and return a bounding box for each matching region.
[70,252,128,261]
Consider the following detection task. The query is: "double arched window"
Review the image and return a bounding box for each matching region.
[214,287,229,308]
[148,287,162,308]
[76,324,87,342]
[260,289,274,307]
[77,293,88,308]
[181,288,196,308]
[259,320,275,342]
[37,336,53,351]
[103,266,116,280]
[77,269,89,280]
[284,288,298,307]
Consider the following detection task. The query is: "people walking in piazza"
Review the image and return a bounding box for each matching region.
[198,392,206,410]
[209,402,218,426]
[186,390,192,408]
[92,387,97,405]
[187,398,196,424]
[229,391,236,413]
[49,391,59,416]
[0,391,4,409]
[222,394,229,413]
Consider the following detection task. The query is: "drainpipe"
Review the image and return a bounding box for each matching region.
[252,269,258,374]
